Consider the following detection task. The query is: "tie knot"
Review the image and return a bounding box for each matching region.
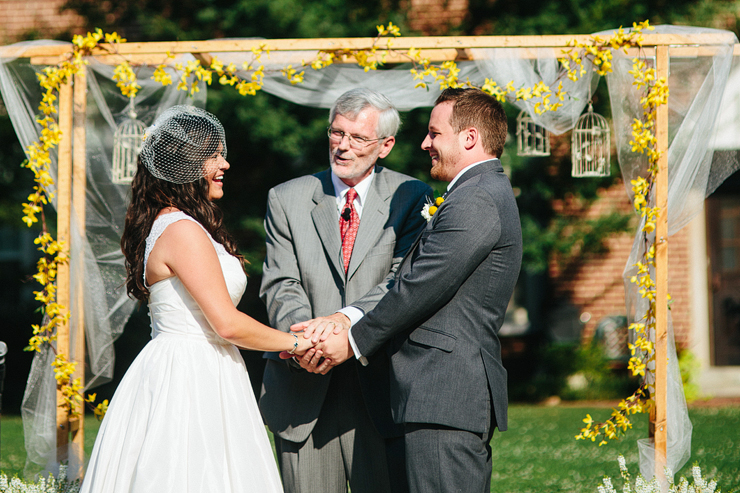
[346,188,358,203]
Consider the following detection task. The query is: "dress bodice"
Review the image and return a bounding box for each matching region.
[82,211,282,493]
[144,212,247,344]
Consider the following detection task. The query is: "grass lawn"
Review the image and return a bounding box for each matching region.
[491,404,740,492]
[0,416,102,480]
[1,404,738,492]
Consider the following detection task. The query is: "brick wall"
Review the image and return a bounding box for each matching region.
[548,182,692,349]
[0,0,84,44]
[406,0,468,35]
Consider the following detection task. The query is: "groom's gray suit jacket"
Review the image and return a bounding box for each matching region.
[259,165,431,443]
[351,160,522,434]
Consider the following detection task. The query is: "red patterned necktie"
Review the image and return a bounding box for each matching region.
[340,188,359,273]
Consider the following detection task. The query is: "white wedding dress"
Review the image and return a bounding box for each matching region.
[81,212,283,493]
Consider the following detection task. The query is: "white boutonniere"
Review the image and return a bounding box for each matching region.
[421,195,445,222]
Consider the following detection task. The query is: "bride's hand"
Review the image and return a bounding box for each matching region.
[278,331,314,359]
[278,337,331,374]
[295,332,315,354]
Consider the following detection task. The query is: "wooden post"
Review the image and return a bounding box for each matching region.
[653,44,670,479]
[55,79,73,461]
[69,67,87,461]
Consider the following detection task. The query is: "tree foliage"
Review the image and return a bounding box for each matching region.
[0,0,731,408]
[0,99,34,226]
[53,0,738,280]
[61,0,406,41]
[462,0,739,36]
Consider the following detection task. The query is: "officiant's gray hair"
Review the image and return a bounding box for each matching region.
[330,88,401,139]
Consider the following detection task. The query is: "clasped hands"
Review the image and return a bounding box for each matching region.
[279,312,354,375]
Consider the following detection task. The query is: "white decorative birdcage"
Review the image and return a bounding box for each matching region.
[516,110,550,157]
[112,99,146,184]
[571,102,611,177]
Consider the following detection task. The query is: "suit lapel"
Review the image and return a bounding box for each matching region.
[395,160,500,274]
[346,167,390,280]
[310,172,344,277]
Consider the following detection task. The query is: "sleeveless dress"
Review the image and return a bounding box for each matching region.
[81,212,283,493]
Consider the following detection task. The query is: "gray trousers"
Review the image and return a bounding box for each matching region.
[404,418,495,493]
[276,363,406,493]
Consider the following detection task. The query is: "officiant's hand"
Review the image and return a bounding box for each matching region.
[290,313,350,344]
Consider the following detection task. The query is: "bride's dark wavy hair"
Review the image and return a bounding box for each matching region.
[121,158,244,302]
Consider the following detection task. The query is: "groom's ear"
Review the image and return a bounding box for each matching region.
[461,127,479,151]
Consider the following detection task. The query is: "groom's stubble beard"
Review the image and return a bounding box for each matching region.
[430,142,462,182]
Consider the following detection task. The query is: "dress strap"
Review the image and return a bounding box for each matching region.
[144,211,226,286]
[145,211,201,269]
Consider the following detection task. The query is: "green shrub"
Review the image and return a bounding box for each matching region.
[508,342,639,402]
[678,347,701,403]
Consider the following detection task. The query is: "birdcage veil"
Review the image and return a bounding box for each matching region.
[140,105,227,184]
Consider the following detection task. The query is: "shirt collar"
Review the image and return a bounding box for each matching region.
[331,169,375,210]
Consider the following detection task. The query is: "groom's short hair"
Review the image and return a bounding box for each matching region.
[435,88,507,158]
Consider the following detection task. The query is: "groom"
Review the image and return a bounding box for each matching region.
[295,87,522,492]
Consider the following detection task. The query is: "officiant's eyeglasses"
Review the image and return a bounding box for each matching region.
[327,127,384,150]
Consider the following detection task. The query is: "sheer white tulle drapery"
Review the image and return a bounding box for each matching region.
[604,25,740,479]
[0,41,205,477]
[1,26,739,481]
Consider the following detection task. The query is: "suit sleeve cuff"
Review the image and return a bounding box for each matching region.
[338,306,364,326]
[348,328,368,366]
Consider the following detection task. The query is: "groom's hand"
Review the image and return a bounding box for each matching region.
[312,330,354,375]
[278,330,354,374]
[281,314,353,374]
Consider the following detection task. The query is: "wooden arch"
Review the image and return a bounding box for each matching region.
[6,32,739,477]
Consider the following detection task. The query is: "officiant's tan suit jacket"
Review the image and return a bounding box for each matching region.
[259,165,430,443]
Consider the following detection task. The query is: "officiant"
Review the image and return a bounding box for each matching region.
[258,88,431,493]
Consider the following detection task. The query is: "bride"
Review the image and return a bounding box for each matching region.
[81,106,311,492]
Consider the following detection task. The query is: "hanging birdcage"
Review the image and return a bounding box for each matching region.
[112,99,147,184]
[516,110,550,157]
[571,102,611,177]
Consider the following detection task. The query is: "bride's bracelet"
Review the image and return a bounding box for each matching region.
[288,333,298,354]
